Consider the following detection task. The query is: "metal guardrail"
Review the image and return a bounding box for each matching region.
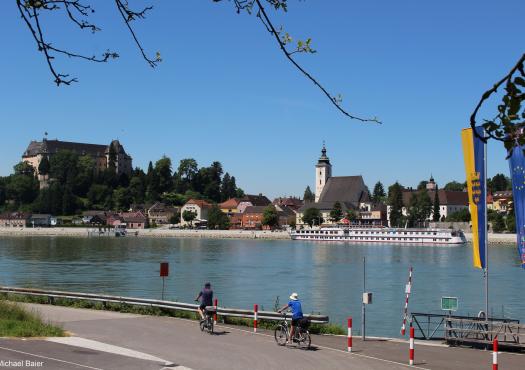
[0,286,329,324]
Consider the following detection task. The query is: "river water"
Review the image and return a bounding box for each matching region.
[0,236,523,338]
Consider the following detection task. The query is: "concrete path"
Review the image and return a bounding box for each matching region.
[9,303,523,370]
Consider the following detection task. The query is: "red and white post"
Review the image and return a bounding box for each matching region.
[409,326,415,366]
[401,266,413,336]
[493,338,498,370]
[253,304,258,333]
[213,298,218,325]
[347,317,353,352]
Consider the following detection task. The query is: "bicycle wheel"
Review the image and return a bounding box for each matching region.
[297,330,311,349]
[199,320,206,332]
[274,325,288,346]
[208,318,214,334]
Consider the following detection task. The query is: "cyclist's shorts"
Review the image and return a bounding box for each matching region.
[199,303,207,310]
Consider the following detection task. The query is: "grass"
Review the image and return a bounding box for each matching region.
[1,293,345,335]
[0,299,65,337]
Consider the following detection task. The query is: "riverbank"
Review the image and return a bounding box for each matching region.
[0,227,291,240]
[0,227,519,244]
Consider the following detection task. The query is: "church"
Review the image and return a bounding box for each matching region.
[296,144,383,227]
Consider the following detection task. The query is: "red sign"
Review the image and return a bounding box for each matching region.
[160,262,169,277]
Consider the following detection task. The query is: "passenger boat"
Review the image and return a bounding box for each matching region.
[290,226,466,245]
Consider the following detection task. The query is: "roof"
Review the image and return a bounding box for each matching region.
[30,214,52,219]
[272,197,303,208]
[83,210,107,217]
[0,212,31,220]
[242,194,271,206]
[148,202,177,212]
[23,139,109,157]
[298,201,352,212]
[318,176,369,205]
[184,199,212,208]
[219,198,242,209]
[401,189,468,206]
[120,211,147,223]
[493,190,513,199]
[243,206,268,214]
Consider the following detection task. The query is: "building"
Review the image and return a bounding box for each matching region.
[120,211,147,229]
[29,214,53,227]
[488,190,513,214]
[22,137,132,176]
[147,202,179,225]
[273,197,304,212]
[180,199,212,226]
[0,212,31,227]
[237,194,272,213]
[241,206,266,229]
[297,144,372,227]
[219,198,243,214]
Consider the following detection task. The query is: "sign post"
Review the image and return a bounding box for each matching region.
[160,262,169,300]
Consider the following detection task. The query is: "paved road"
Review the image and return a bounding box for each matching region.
[8,303,523,370]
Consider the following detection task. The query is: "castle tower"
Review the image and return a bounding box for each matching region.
[426,174,437,191]
[315,143,332,202]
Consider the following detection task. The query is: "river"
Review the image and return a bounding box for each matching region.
[0,236,523,338]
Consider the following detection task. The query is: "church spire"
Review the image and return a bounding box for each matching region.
[318,141,330,164]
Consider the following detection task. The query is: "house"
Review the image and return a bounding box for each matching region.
[219,198,243,214]
[29,214,53,227]
[237,194,272,213]
[82,210,108,224]
[275,205,297,227]
[180,199,212,226]
[229,213,243,229]
[148,202,179,225]
[120,211,147,229]
[241,206,266,229]
[489,190,513,214]
[0,212,31,228]
[273,197,304,211]
[106,213,124,227]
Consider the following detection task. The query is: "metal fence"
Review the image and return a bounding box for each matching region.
[0,286,329,324]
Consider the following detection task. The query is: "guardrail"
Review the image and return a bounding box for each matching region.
[0,286,329,324]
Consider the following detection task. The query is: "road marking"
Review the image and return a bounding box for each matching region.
[214,324,431,370]
[47,337,169,364]
[0,345,103,370]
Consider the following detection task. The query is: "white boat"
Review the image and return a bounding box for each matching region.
[290,226,466,245]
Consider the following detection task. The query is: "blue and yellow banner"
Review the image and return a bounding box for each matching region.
[461,127,487,269]
[508,147,525,268]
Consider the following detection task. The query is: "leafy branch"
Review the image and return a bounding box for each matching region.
[470,53,525,152]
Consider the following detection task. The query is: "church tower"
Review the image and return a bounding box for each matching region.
[315,143,332,202]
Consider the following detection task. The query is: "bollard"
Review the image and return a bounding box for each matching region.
[493,338,498,370]
[409,326,415,366]
[253,304,258,333]
[347,317,353,352]
[213,298,218,325]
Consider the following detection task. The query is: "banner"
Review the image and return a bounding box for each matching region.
[508,146,525,268]
[461,127,487,269]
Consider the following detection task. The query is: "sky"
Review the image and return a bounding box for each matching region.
[1,0,524,198]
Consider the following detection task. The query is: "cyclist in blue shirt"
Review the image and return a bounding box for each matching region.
[278,292,303,344]
[195,282,213,321]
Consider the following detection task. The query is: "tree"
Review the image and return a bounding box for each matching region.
[303,186,315,203]
[444,181,465,191]
[387,182,404,227]
[506,213,516,233]
[262,205,279,229]
[446,208,471,222]
[346,209,357,222]
[432,187,440,222]
[182,210,197,227]
[17,0,379,123]
[207,205,231,230]
[113,187,132,211]
[38,155,50,175]
[155,156,173,194]
[491,213,506,233]
[489,174,511,193]
[302,208,323,227]
[329,201,343,223]
[417,181,428,191]
[6,162,39,206]
[372,181,386,202]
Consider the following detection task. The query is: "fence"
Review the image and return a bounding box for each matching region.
[0,286,329,324]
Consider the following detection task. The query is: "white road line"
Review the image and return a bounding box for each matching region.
[214,323,431,370]
[47,337,169,364]
[0,345,104,370]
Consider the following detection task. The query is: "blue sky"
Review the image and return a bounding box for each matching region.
[1,0,523,198]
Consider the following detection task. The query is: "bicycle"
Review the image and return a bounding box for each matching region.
[274,313,311,349]
[199,306,215,334]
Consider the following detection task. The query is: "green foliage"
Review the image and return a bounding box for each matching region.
[302,207,323,227]
[446,208,471,222]
[488,173,512,193]
[372,181,386,202]
[38,155,50,175]
[432,187,440,222]
[444,181,465,191]
[262,205,279,228]
[155,156,173,194]
[506,212,516,232]
[491,213,506,233]
[113,187,132,211]
[407,190,432,227]
[182,210,197,226]
[387,182,404,227]
[417,181,428,190]
[0,299,64,337]
[207,205,230,230]
[345,209,357,221]
[329,201,343,222]
[303,186,315,203]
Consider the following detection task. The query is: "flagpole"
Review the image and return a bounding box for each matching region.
[484,130,489,321]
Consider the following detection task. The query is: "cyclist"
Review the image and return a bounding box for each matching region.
[195,282,213,321]
[278,292,303,344]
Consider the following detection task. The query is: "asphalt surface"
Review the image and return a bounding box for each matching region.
[6,303,523,370]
